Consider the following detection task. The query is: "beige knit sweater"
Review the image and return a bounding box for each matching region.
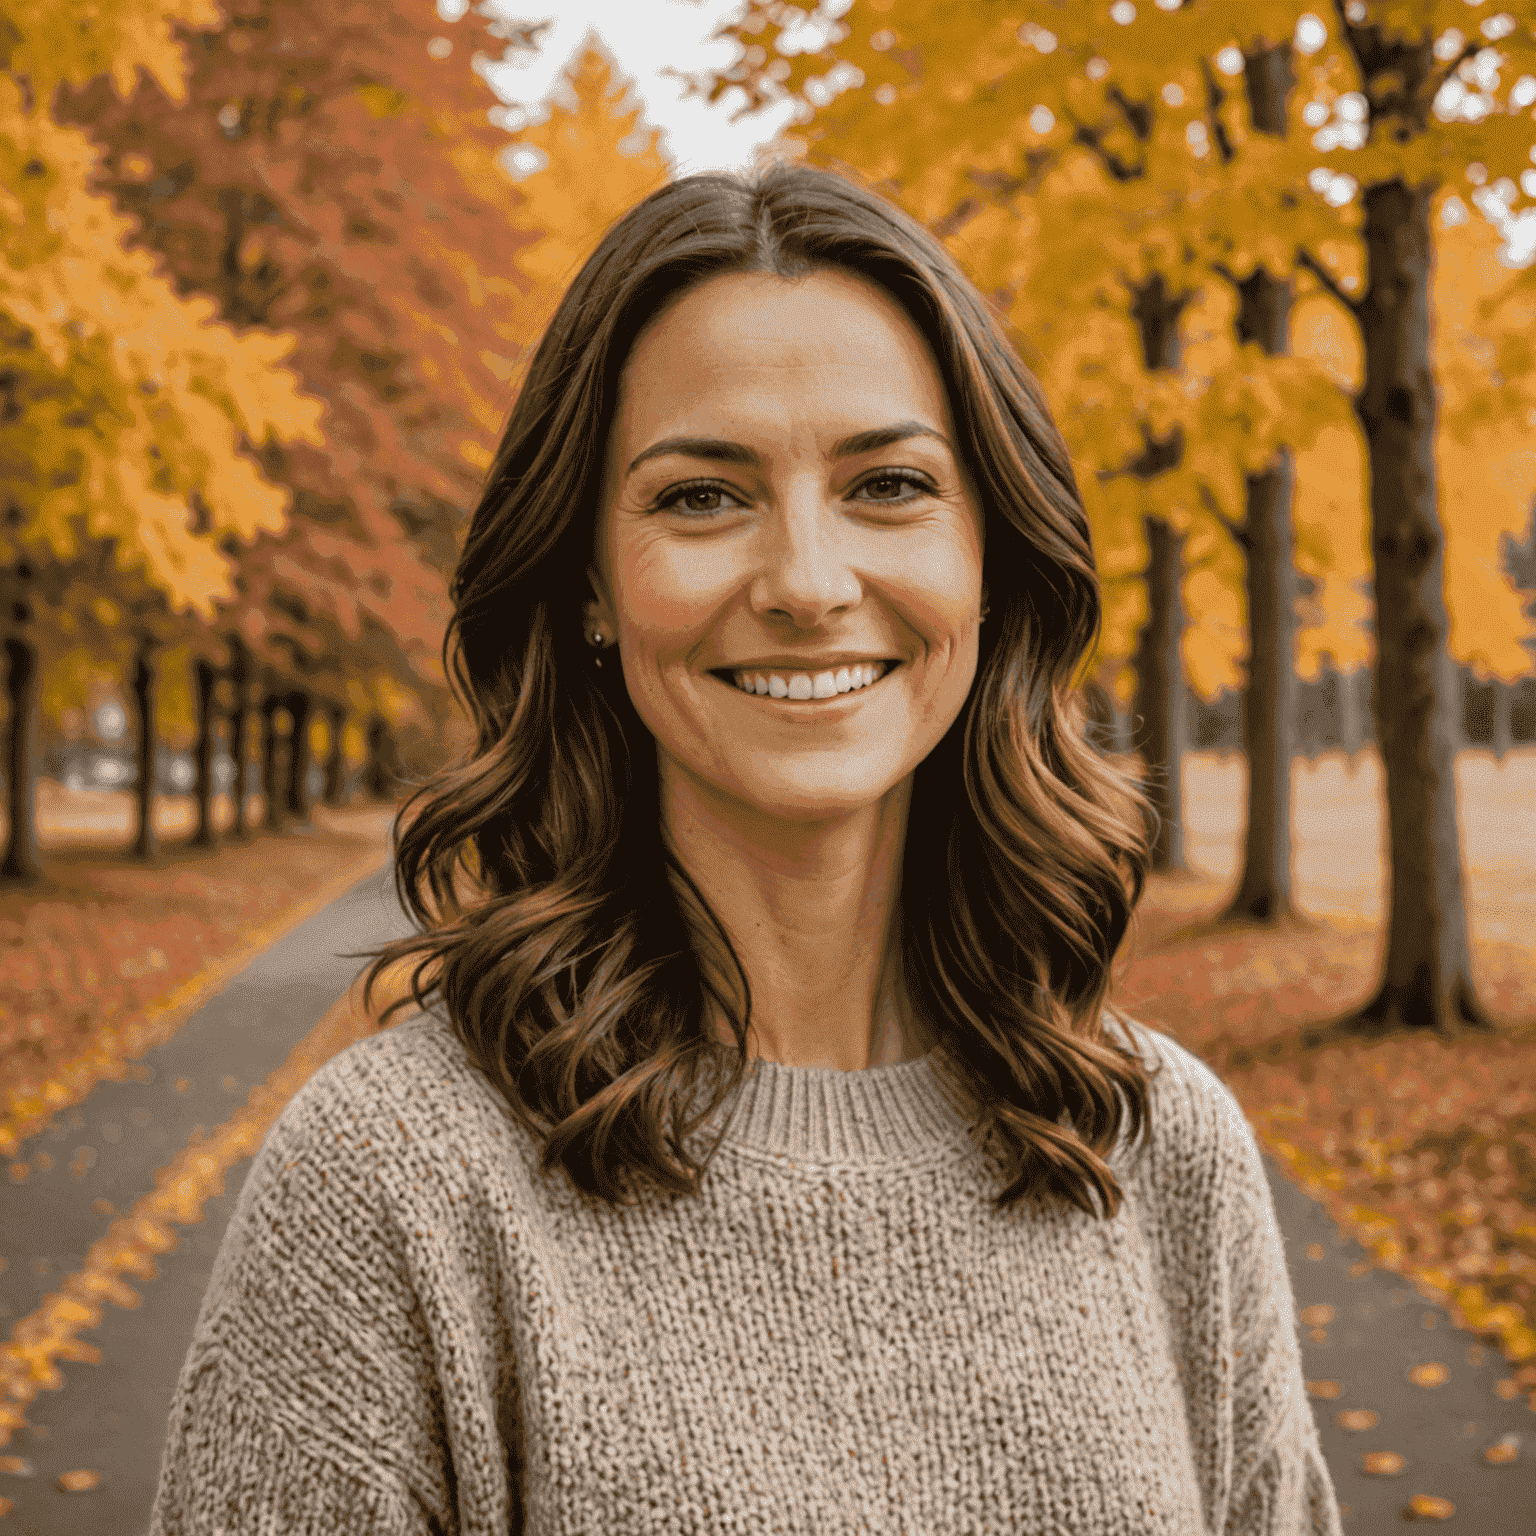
[149,1008,1342,1535]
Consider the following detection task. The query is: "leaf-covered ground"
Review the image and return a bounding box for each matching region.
[0,795,397,1158]
[1113,864,1536,1417]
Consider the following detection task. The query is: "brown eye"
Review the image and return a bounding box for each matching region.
[653,481,740,518]
[856,471,930,503]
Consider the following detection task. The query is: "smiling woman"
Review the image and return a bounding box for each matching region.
[149,164,1343,1536]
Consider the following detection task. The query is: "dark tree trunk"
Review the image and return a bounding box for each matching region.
[1214,44,1300,923]
[364,716,396,801]
[129,635,158,861]
[1350,176,1490,1033]
[285,689,314,824]
[323,701,347,806]
[1122,267,1195,873]
[1490,681,1512,761]
[227,635,252,841]
[1133,515,1188,870]
[260,691,287,832]
[1224,447,1299,921]
[191,656,220,850]
[1,631,43,884]
[1217,258,1299,921]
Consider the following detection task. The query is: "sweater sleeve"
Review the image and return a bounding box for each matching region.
[145,1041,494,1536]
[148,1353,433,1536]
[1218,1096,1344,1536]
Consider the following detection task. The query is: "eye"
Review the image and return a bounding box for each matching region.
[854,470,934,503]
[652,480,742,518]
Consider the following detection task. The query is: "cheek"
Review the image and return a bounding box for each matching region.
[616,544,722,635]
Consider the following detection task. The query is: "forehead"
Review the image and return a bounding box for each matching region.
[615,268,950,427]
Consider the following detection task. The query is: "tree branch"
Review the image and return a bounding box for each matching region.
[1199,481,1250,551]
[1415,39,1484,121]
[1197,55,1236,166]
[1295,244,1363,318]
[1060,103,1143,183]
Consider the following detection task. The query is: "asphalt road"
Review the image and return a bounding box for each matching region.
[0,866,1531,1534]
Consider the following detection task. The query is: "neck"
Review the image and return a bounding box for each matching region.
[661,766,928,1072]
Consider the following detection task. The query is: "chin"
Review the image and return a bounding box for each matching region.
[728,773,898,819]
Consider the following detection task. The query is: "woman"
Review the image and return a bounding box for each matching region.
[150,164,1342,1535]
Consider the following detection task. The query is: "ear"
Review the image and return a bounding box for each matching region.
[584,563,617,632]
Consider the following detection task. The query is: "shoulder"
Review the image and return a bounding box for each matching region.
[262,1006,519,1176]
[219,1009,539,1296]
[1101,1012,1273,1226]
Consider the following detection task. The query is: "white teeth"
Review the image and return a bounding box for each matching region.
[732,662,889,697]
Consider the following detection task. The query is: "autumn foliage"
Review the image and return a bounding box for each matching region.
[0,5,669,881]
[693,0,1536,1032]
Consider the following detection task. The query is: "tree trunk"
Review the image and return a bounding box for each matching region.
[260,692,288,832]
[1337,661,1365,759]
[191,656,220,850]
[227,635,252,841]
[1351,176,1490,1033]
[1224,448,1299,921]
[1490,680,1512,762]
[1213,44,1303,922]
[1123,266,1194,874]
[129,635,158,862]
[1133,515,1187,870]
[1218,254,1299,921]
[1,631,43,884]
[323,701,347,806]
[364,716,396,801]
[286,688,314,824]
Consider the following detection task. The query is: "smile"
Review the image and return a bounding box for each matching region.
[709,661,899,706]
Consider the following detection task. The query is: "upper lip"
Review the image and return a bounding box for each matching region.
[713,655,897,673]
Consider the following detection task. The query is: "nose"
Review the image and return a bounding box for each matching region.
[747,485,864,629]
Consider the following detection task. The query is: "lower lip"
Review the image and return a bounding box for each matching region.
[711,665,900,715]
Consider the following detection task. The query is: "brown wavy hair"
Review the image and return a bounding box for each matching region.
[359,161,1161,1220]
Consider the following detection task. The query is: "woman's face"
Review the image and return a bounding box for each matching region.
[589,267,986,825]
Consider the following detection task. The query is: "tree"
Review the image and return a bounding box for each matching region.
[697,0,1536,1032]
[191,652,221,847]
[510,38,672,308]
[0,0,326,883]
[53,0,552,752]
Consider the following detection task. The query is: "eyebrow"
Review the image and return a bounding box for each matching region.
[625,419,951,476]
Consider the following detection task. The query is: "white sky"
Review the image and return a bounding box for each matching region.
[464,0,797,174]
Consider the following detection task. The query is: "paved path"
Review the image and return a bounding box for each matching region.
[0,863,414,1535]
[0,866,1532,1533]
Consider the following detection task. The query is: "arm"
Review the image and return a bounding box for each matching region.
[144,1053,468,1536]
[149,1352,435,1536]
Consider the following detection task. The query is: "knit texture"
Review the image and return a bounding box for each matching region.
[149,1009,1343,1535]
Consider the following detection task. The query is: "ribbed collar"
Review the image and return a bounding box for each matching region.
[687,1047,976,1166]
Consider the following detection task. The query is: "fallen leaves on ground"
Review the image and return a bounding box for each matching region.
[1114,869,1536,1415]
[0,801,398,1158]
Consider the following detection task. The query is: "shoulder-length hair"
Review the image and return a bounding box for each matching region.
[360,161,1160,1221]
